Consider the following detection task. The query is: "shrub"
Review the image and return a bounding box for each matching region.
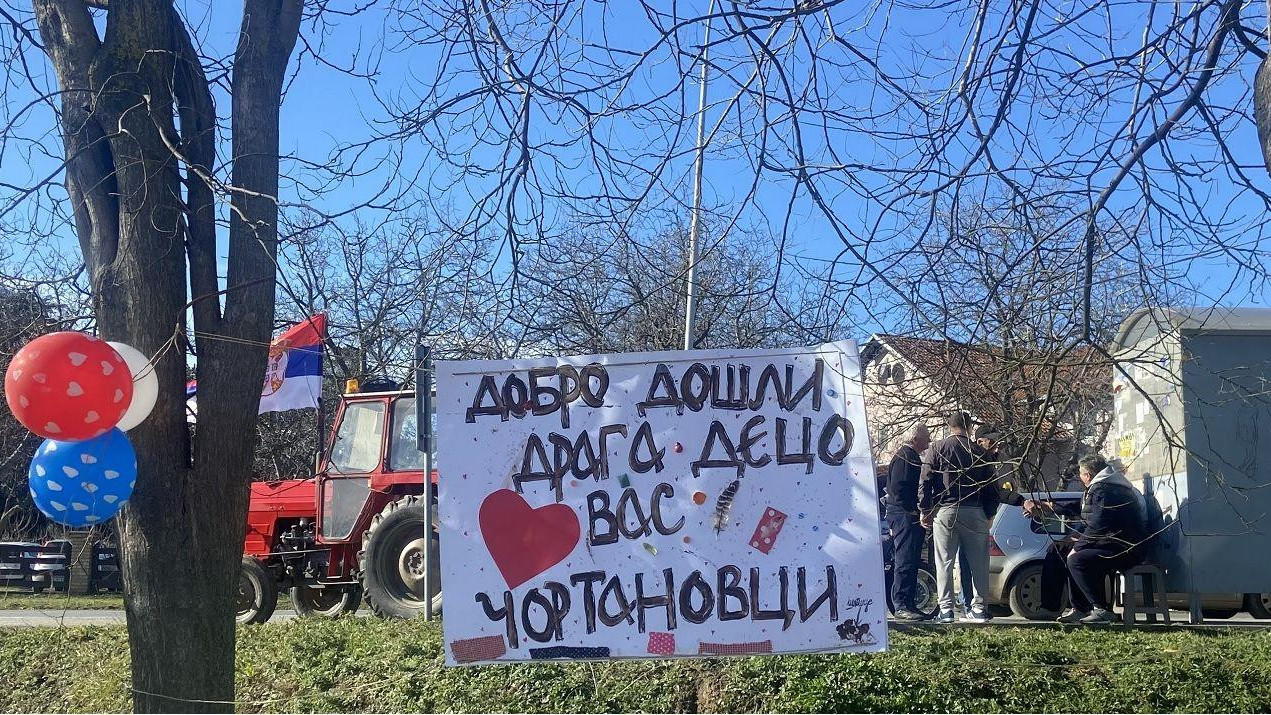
[2,620,1270,712]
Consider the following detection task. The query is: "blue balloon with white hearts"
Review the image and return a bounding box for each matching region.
[28,427,136,527]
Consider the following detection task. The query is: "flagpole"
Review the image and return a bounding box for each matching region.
[314,395,324,474]
[315,314,328,473]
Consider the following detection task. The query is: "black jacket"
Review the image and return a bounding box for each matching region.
[972,444,1002,518]
[885,444,923,514]
[921,434,997,513]
[1053,468,1147,551]
[1080,470,1147,550]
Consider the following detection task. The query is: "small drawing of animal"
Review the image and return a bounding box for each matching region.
[836,619,871,643]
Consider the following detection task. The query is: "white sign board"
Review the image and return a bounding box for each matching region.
[435,342,886,665]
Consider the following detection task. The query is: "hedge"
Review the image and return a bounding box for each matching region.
[3,619,1270,712]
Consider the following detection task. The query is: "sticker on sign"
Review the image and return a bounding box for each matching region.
[435,341,887,665]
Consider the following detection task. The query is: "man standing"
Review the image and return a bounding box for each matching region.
[1024,454,1147,624]
[951,425,1005,613]
[885,422,932,621]
[922,411,996,623]
[973,425,1008,513]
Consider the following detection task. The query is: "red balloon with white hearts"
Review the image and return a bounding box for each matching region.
[4,332,134,441]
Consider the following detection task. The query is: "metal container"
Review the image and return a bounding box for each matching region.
[1110,307,1271,609]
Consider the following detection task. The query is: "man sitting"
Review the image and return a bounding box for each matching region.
[1023,454,1147,624]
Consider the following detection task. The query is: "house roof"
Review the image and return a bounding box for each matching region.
[864,333,1111,440]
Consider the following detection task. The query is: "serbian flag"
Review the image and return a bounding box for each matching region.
[186,313,325,419]
[186,379,198,423]
[257,313,325,414]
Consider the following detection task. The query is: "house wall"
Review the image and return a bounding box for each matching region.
[862,344,1068,490]
[861,350,953,461]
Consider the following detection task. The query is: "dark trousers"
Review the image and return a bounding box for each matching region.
[1040,540,1076,612]
[957,549,974,609]
[1067,543,1141,611]
[887,510,924,611]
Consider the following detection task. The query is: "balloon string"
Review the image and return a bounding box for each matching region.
[118,325,273,382]
[126,686,308,707]
[124,329,182,385]
[190,330,275,348]
[117,326,290,387]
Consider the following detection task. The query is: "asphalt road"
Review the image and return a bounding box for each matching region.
[1,609,1267,629]
[0,609,303,627]
[900,611,1270,630]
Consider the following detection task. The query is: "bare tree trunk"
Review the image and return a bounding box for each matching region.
[32,1,300,710]
[1255,55,1271,176]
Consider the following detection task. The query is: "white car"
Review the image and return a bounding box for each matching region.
[985,496,1271,620]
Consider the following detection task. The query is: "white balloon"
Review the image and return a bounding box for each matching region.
[107,341,158,431]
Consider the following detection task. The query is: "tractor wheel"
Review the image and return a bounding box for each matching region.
[359,495,442,619]
[237,557,278,625]
[290,583,362,618]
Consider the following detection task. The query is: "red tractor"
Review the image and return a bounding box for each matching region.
[237,380,440,623]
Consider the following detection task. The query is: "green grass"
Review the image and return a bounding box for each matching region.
[0,591,124,610]
[2,620,1270,712]
[0,590,293,611]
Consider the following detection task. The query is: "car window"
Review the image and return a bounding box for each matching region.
[329,402,385,473]
[1030,499,1081,535]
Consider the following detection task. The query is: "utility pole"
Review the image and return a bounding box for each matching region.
[683,0,714,351]
[415,342,434,620]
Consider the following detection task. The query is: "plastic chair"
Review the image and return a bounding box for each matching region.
[1119,563,1171,625]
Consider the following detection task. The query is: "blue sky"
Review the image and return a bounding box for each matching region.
[266,0,1271,332]
[2,0,1269,340]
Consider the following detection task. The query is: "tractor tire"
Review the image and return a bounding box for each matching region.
[1246,593,1271,620]
[359,495,442,619]
[237,557,278,625]
[290,583,362,618]
[1008,562,1061,620]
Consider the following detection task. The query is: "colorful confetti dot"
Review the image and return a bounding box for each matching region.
[692,491,707,505]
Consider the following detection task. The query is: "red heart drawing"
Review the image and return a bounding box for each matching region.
[478,489,581,589]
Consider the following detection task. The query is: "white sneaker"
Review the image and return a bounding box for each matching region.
[1056,608,1089,623]
[1080,607,1116,624]
[960,607,990,623]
